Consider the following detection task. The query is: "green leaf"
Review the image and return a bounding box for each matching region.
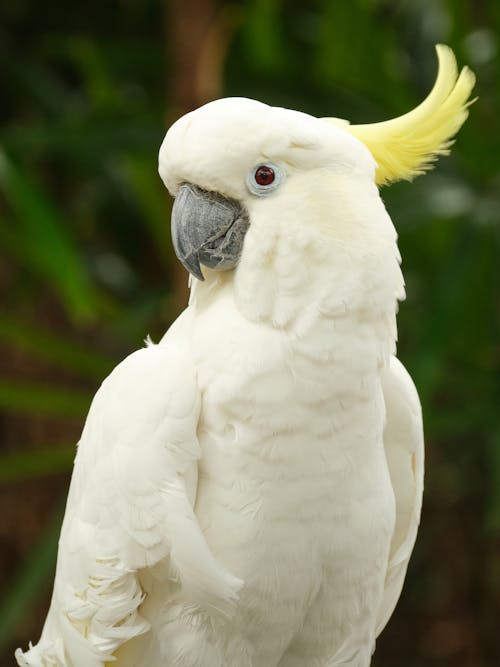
[67,38,119,111]
[244,0,287,72]
[0,117,160,162]
[0,151,100,323]
[0,380,91,417]
[120,154,173,266]
[0,445,74,484]
[0,316,114,381]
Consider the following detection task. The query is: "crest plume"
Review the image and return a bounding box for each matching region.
[325,45,476,186]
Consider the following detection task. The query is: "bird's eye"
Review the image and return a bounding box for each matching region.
[247,163,284,196]
[254,166,275,186]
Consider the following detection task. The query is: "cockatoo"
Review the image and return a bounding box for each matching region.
[16,45,474,667]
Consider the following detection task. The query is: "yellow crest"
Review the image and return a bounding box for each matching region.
[324,45,476,186]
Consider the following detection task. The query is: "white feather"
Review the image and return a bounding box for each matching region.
[376,357,424,637]
[17,97,425,667]
[16,316,242,667]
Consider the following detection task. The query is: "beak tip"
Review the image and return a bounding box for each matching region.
[194,269,205,282]
[181,253,205,282]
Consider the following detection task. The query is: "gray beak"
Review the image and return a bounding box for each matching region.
[171,183,250,281]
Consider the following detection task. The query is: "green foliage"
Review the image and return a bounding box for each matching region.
[0,504,64,655]
[0,316,114,379]
[0,152,102,323]
[0,0,498,665]
[0,380,91,417]
[0,445,74,484]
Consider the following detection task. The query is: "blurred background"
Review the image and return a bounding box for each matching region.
[0,0,499,665]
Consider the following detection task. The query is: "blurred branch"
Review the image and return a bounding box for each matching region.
[166,1,240,309]
[195,4,243,102]
[168,0,217,114]
[167,0,217,308]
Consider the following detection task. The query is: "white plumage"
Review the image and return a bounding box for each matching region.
[17,46,474,667]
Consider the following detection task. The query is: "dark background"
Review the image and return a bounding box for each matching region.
[0,1,499,665]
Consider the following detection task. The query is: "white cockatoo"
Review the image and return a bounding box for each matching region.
[17,45,474,667]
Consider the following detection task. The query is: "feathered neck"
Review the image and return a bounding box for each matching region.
[189,217,404,369]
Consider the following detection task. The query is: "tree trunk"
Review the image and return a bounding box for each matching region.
[166,0,241,308]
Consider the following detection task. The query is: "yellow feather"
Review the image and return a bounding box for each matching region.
[324,45,476,186]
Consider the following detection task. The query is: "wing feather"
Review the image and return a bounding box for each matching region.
[376,356,424,636]
[16,329,242,667]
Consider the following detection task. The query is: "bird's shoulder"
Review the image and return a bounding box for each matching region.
[65,309,202,566]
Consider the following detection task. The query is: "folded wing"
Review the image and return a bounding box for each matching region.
[376,356,424,636]
[16,335,242,667]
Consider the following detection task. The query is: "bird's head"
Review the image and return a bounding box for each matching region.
[159,46,474,315]
[159,96,379,282]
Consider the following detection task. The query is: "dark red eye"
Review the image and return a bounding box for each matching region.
[254,166,275,186]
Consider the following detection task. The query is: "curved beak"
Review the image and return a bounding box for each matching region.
[171,183,249,281]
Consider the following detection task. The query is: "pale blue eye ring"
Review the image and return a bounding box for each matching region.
[247,162,284,196]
